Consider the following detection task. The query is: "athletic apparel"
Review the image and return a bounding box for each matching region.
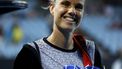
[14,37,103,69]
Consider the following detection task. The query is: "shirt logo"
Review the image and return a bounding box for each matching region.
[64,65,100,69]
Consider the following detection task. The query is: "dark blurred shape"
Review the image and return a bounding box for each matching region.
[0,0,28,15]
[109,22,122,30]
[103,0,122,6]
[38,0,50,9]
[0,25,3,37]
[0,59,14,69]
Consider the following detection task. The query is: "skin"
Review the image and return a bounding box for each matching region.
[47,0,85,50]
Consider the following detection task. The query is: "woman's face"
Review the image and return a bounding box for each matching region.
[50,0,85,31]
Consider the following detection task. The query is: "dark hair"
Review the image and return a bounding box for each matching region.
[39,0,50,9]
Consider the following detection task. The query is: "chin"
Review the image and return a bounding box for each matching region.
[60,26,76,33]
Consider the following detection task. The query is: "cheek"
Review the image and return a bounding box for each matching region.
[78,11,84,21]
[75,11,84,26]
[53,9,62,26]
[54,7,67,21]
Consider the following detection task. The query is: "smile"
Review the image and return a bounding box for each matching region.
[63,16,76,24]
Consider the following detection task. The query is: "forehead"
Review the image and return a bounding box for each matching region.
[55,0,85,4]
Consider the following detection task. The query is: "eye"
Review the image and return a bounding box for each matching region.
[61,1,70,7]
[75,4,83,11]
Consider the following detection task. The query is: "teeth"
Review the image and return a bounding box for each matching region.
[63,16,76,24]
[65,18,75,24]
[66,17,74,21]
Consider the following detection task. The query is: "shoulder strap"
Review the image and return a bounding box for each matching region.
[33,41,40,58]
[73,34,92,67]
[33,41,43,69]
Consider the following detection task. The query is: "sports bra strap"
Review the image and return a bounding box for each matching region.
[33,41,43,69]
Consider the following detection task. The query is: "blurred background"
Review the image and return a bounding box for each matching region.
[0,0,122,69]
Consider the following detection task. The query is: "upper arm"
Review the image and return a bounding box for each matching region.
[13,44,40,69]
[94,48,103,69]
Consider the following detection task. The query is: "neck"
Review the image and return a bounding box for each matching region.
[47,27,74,50]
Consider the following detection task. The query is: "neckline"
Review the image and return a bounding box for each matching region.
[43,37,77,52]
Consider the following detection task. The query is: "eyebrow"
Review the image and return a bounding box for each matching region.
[60,0,70,4]
[60,0,84,8]
[62,0,84,4]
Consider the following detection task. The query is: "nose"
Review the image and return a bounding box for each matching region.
[68,7,76,17]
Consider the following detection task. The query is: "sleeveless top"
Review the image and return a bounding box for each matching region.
[28,37,95,69]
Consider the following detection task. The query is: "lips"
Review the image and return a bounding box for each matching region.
[63,16,77,24]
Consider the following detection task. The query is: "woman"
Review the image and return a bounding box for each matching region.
[14,0,103,69]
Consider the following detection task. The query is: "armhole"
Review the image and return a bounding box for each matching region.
[33,41,43,69]
[33,41,41,59]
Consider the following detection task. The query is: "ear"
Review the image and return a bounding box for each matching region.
[49,3,55,16]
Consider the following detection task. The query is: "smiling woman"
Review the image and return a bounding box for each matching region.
[14,0,103,69]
